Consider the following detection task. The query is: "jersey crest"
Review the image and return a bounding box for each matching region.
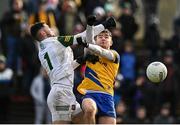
[57,36,74,47]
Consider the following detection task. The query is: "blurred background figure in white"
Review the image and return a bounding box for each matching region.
[30,67,51,124]
[0,55,13,82]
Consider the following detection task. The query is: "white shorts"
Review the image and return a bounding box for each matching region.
[47,83,81,122]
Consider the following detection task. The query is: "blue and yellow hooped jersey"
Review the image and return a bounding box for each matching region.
[77,50,120,96]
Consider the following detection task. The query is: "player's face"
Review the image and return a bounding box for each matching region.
[96,32,112,49]
[37,24,55,40]
[43,24,55,37]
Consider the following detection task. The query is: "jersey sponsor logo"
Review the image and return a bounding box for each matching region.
[58,36,73,47]
[64,36,71,42]
[55,105,70,111]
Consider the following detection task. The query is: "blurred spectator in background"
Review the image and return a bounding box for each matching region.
[46,0,59,12]
[142,0,160,58]
[119,0,138,15]
[164,17,180,70]
[121,41,136,83]
[114,73,123,106]
[133,106,150,123]
[144,16,160,59]
[120,41,136,112]
[0,54,13,123]
[57,0,80,35]
[73,23,85,34]
[81,0,106,17]
[118,2,138,42]
[142,0,159,32]
[159,50,179,116]
[93,6,106,24]
[116,101,130,124]
[24,0,41,15]
[0,0,28,73]
[153,103,175,124]
[20,30,40,94]
[30,68,51,124]
[133,69,160,119]
[29,0,59,35]
[0,55,13,84]
[104,0,114,17]
[163,19,180,112]
[0,28,2,53]
[111,23,123,54]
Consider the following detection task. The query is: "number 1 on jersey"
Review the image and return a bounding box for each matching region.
[44,52,53,70]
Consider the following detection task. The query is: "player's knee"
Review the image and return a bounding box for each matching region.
[82,98,97,116]
[82,101,97,116]
[84,105,96,116]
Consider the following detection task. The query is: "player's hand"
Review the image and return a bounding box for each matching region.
[76,37,89,48]
[87,15,96,26]
[76,56,86,64]
[102,17,116,29]
[85,54,99,64]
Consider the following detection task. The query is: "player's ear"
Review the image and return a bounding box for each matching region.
[110,38,113,46]
[94,36,98,42]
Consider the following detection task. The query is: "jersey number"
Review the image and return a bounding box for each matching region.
[44,52,53,70]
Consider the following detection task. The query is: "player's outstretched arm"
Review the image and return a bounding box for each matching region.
[74,16,116,45]
[76,37,118,62]
[88,44,116,61]
[73,24,104,45]
[86,15,96,44]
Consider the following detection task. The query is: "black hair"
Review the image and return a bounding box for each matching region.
[30,22,45,40]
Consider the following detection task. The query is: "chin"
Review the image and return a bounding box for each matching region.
[102,46,107,49]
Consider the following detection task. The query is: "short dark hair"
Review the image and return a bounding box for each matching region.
[30,22,45,40]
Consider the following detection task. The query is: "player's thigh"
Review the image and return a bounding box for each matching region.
[72,110,84,124]
[47,86,77,122]
[82,98,97,113]
[71,101,83,123]
[98,116,116,124]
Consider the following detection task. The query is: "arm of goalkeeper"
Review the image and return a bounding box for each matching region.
[74,16,116,45]
[76,37,118,62]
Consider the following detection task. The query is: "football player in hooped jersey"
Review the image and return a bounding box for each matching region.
[77,29,120,124]
[30,16,116,124]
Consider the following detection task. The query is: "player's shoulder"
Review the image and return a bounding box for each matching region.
[110,49,119,55]
[110,49,120,63]
[57,35,74,47]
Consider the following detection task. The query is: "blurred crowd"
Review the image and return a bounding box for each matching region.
[0,0,180,124]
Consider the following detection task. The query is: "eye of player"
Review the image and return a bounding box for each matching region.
[98,34,110,39]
